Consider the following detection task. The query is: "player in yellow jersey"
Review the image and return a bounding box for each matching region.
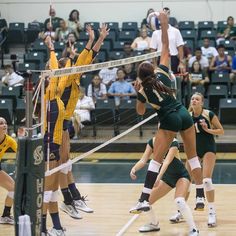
[59,24,109,218]
[0,117,25,225]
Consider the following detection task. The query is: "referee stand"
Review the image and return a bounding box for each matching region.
[14,73,45,236]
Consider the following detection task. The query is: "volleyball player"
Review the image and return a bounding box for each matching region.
[0,117,16,225]
[130,137,199,236]
[42,36,74,236]
[170,92,224,227]
[132,11,205,212]
[58,24,109,217]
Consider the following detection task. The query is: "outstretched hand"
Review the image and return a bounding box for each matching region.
[130,167,137,180]
[99,23,110,40]
[86,24,95,41]
[69,44,77,59]
[44,35,54,50]
[133,79,142,92]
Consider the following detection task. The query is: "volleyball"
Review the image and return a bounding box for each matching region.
[146,11,160,31]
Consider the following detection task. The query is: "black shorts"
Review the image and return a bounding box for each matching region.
[0,162,2,171]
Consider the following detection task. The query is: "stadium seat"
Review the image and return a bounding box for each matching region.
[169,17,178,27]
[217,21,227,32]
[32,40,48,55]
[0,98,13,124]
[15,98,26,126]
[207,84,228,114]
[84,22,100,30]
[24,51,45,68]
[76,41,87,53]
[18,62,36,72]
[198,21,214,30]
[100,41,111,53]
[224,50,235,57]
[105,22,119,32]
[7,22,25,44]
[181,30,196,41]
[191,85,205,95]
[220,40,235,50]
[0,19,7,29]
[26,22,41,43]
[122,22,138,31]
[118,31,137,42]
[96,51,107,62]
[200,30,217,40]
[231,84,236,98]
[105,31,117,43]
[54,41,66,52]
[108,51,124,60]
[184,39,195,52]
[219,98,236,124]
[78,31,90,41]
[178,21,195,30]
[211,72,230,86]
[112,41,125,51]
[93,99,116,136]
[197,39,216,48]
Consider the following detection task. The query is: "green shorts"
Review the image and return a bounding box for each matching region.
[197,142,216,159]
[159,106,193,132]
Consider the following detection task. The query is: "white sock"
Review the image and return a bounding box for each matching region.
[208,202,216,214]
[175,197,197,231]
[148,208,158,225]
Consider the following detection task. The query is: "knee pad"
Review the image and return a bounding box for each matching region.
[148,160,161,173]
[188,157,201,171]
[203,178,214,192]
[174,197,186,211]
[7,191,14,199]
[60,165,69,174]
[43,191,53,203]
[68,159,72,172]
[51,190,59,202]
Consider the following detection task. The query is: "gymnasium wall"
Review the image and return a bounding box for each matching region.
[0,0,236,26]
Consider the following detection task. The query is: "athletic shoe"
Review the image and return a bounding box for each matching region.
[74,198,94,213]
[47,228,66,236]
[189,228,199,236]
[208,213,217,227]
[60,202,82,219]
[169,211,184,223]
[195,197,205,211]
[139,223,160,233]
[0,216,14,225]
[129,200,151,214]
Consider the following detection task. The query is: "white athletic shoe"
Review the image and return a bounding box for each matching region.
[74,199,94,213]
[129,200,151,214]
[208,213,217,227]
[139,222,160,233]
[60,202,82,219]
[195,197,205,211]
[189,228,199,236]
[0,216,14,225]
[169,211,184,223]
[47,228,66,236]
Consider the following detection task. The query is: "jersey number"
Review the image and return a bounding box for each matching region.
[194,122,200,133]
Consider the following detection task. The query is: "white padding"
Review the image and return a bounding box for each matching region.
[60,165,69,174]
[148,160,161,173]
[174,197,186,211]
[142,187,152,194]
[51,191,59,202]
[203,178,214,192]
[43,191,53,203]
[188,157,201,170]
[7,191,14,199]
[68,159,72,172]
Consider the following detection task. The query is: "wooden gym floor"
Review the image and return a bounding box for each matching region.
[1,184,236,236]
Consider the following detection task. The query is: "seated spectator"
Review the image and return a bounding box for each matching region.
[189,61,209,86]
[62,32,78,58]
[55,19,74,42]
[72,87,95,139]
[39,21,56,41]
[189,47,209,72]
[123,63,137,83]
[131,28,151,52]
[201,38,218,62]
[1,64,24,87]
[230,54,236,83]
[44,7,62,31]
[217,16,236,44]
[209,44,232,74]
[99,64,118,86]
[67,9,82,39]
[108,68,136,107]
[87,74,107,103]
[123,42,135,58]
[141,8,155,29]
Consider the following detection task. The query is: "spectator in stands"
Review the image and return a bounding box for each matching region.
[189,61,209,86]
[123,63,137,83]
[163,7,178,28]
[62,32,78,58]
[230,54,236,83]
[87,74,107,103]
[99,62,118,86]
[131,28,151,52]
[217,16,236,44]
[55,19,74,42]
[39,21,56,41]
[141,8,155,29]
[72,87,95,139]
[123,42,135,58]
[150,15,185,74]
[44,7,62,31]
[1,65,24,87]
[209,44,232,74]
[201,38,218,62]
[108,68,136,106]
[189,47,209,72]
[67,9,82,39]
